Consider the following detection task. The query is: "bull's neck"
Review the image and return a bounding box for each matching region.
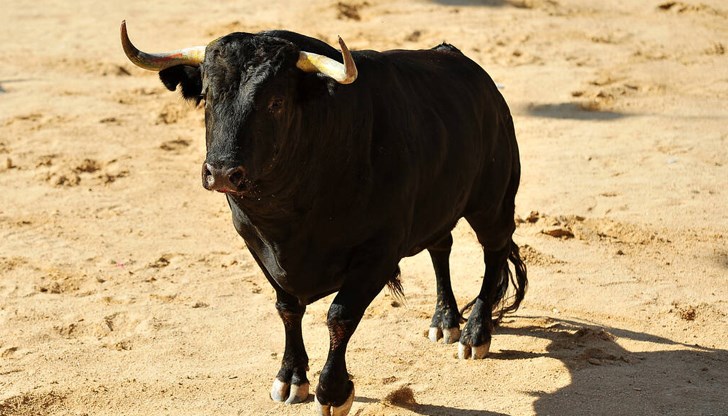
[227,192,294,236]
[228,97,372,235]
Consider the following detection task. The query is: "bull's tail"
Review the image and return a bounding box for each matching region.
[386,266,405,302]
[492,240,528,323]
[491,105,527,322]
[458,240,528,325]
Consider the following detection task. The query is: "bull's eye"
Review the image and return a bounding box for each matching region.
[268,97,284,113]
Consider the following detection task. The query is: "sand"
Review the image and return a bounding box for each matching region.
[1,0,727,415]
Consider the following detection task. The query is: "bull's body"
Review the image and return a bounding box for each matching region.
[230,35,517,306]
[124,26,526,415]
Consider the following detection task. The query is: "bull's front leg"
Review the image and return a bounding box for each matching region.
[314,261,397,416]
[270,290,310,404]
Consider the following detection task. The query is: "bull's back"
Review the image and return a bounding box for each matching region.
[357,48,515,252]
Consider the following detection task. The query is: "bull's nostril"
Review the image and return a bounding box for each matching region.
[202,163,216,189]
[228,168,245,188]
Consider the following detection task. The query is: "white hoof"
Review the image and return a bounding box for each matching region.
[271,378,288,402]
[286,383,309,404]
[472,342,490,359]
[428,327,442,342]
[271,378,309,404]
[442,327,461,344]
[458,342,471,359]
[458,341,490,360]
[315,385,355,416]
[429,326,460,343]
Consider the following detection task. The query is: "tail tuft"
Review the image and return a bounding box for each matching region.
[459,241,528,325]
[493,240,528,323]
[386,266,405,302]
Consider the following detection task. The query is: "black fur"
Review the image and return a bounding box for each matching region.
[150,30,527,409]
[159,65,202,102]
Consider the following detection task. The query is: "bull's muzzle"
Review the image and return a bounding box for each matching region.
[202,163,247,193]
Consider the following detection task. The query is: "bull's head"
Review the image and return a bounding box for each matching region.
[120,21,357,195]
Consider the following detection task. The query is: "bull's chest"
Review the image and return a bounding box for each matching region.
[226,198,346,303]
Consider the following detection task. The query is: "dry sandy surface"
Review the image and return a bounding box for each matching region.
[1,0,727,415]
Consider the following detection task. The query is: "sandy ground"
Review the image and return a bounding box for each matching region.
[1,0,727,415]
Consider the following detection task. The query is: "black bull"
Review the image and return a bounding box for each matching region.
[125,28,527,415]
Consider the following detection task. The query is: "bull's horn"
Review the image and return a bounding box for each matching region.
[121,20,206,71]
[296,37,357,84]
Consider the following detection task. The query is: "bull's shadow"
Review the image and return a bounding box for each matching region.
[494,316,728,415]
[382,316,727,415]
[356,398,509,416]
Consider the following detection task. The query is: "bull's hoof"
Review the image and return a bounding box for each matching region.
[458,340,490,360]
[315,385,355,416]
[457,298,493,359]
[428,326,461,344]
[270,378,310,404]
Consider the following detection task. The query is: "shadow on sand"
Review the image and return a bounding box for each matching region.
[0,79,35,94]
[523,102,629,121]
[382,316,726,415]
[357,396,510,416]
[498,316,728,415]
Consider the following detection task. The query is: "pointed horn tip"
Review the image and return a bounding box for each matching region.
[120,20,133,53]
[120,20,138,58]
[120,20,133,48]
[337,36,357,84]
[337,36,348,50]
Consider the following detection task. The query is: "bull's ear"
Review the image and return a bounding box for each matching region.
[158,65,202,102]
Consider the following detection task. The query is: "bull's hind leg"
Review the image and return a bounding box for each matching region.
[459,212,527,359]
[427,233,461,344]
[458,242,509,359]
